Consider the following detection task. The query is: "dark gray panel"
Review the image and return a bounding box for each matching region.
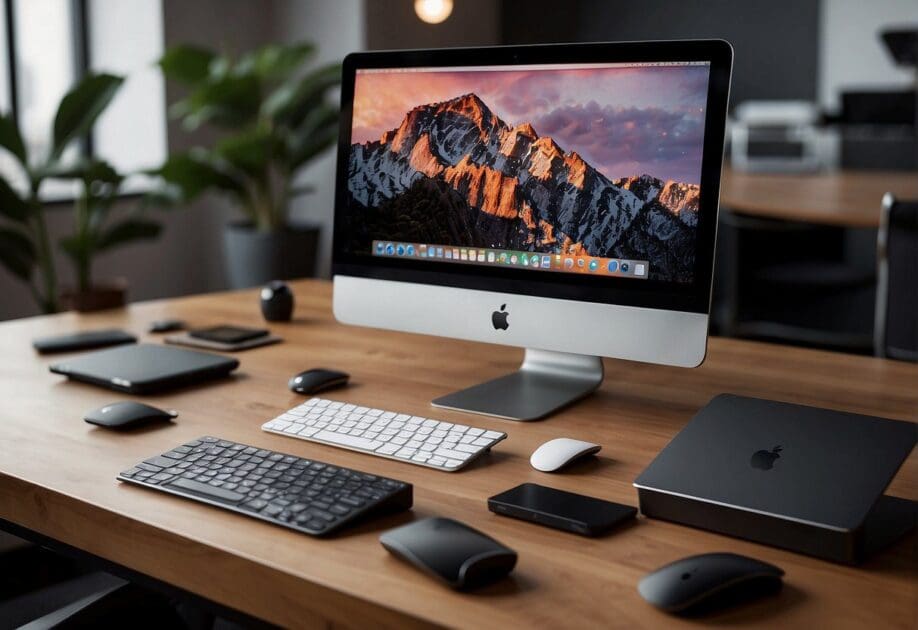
[501,0,820,107]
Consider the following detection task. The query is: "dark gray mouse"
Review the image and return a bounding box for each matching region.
[638,552,784,614]
[380,517,517,590]
[84,401,177,429]
[288,369,349,395]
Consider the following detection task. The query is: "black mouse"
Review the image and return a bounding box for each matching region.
[638,552,783,615]
[288,369,350,395]
[148,319,185,333]
[380,517,517,590]
[84,401,177,429]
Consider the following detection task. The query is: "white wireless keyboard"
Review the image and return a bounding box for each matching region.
[261,398,507,472]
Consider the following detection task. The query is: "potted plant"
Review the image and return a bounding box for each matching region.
[0,74,163,313]
[58,158,162,311]
[154,42,341,288]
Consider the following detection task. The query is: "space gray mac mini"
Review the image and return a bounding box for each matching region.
[634,394,917,564]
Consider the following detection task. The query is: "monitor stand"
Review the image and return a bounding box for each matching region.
[431,349,603,421]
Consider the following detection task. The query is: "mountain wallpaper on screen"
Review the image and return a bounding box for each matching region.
[344,93,700,282]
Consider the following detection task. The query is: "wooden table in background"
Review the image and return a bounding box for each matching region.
[720,167,918,227]
[0,281,915,628]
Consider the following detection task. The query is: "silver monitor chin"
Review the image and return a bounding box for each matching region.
[334,276,708,421]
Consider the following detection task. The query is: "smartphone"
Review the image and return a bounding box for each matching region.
[488,483,636,537]
[189,326,269,344]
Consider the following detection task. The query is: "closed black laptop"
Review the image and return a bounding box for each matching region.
[634,394,917,564]
[49,343,239,394]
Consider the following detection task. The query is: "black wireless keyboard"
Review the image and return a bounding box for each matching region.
[118,436,413,535]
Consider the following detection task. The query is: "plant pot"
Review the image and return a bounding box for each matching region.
[222,221,320,289]
[60,281,127,313]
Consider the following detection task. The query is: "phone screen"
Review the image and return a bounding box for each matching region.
[189,326,268,344]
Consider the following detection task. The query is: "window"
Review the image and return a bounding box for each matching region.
[0,0,166,201]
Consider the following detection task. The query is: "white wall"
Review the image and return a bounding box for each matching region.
[819,0,918,110]
[89,0,168,178]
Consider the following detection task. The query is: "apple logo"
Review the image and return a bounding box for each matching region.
[491,304,509,330]
[750,445,783,470]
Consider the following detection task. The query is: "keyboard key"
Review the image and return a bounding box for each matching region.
[144,456,177,469]
[434,448,472,461]
[313,431,383,451]
[243,498,268,511]
[166,478,246,503]
[263,504,284,517]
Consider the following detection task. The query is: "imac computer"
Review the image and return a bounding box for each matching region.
[332,40,733,421]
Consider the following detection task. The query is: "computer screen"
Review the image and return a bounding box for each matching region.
[340,61,710,284]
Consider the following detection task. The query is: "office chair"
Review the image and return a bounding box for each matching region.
[874,193,918,361]
[715,210,875,352]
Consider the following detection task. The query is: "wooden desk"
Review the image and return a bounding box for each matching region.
[1,280,915,629]
[720,167,918,227]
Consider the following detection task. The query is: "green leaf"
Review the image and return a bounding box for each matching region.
[235,43,314,79]
[152,151,245,200]
[58,233,88,262]
[215,127,273,176]
[0,176,29,223]
[170,74,261,130]
[140,183,184,210]
[159,45,217,86]
[51,74,124,160]
[0,113,27,165]
[290,123,338,171]
[262,62,341,126]
[0,226,35,280]
[84,159,121,185]
[38,157,121,186]
[287,104,339,170]
[96,218,161,251]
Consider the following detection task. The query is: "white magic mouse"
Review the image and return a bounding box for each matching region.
[530,438,602,472]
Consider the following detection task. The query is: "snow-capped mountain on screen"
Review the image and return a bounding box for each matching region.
[344,93,700,282]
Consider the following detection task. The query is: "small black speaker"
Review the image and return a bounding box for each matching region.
[260,281,294,322]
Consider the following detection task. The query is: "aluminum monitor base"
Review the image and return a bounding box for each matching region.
[431,349,604,421]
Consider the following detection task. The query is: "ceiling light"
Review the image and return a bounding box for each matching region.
[414,0,453,25]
